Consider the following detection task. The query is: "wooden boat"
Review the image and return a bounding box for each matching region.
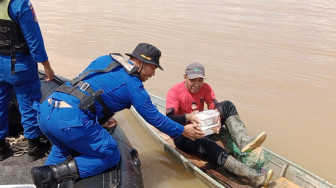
[2,70,143,188]
[130,93,336,188]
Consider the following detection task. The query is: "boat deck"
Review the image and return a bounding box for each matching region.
[149,120,301,188]
[0,151,45,185]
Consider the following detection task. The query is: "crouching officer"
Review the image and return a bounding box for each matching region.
[31,43,205,188]
[0,0,54,161]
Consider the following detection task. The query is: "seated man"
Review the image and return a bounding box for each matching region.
[166,62,272,187]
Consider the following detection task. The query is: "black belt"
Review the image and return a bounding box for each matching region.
[56,81,114,124]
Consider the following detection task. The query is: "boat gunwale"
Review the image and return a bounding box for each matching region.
[130,93,336,188]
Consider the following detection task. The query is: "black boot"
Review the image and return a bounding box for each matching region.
[27,136,50,162]
[31,159,79,188]
[0,139,12,161]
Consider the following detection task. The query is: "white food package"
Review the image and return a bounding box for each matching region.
[195,110,220,136]
[200,124,220,136]
[195,110,219,126]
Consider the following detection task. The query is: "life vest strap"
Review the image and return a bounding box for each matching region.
[70,61,120,86]
[56,53,138,124]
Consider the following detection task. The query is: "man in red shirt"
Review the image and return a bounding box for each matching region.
[166,62,272,187]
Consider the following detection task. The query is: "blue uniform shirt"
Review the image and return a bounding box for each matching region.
[8,0,48,62]
[0,0,48,84]
[51,55,184,139]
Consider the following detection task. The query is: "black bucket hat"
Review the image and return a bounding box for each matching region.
[125,43,163,70]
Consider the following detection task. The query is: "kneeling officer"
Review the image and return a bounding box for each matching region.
[31,43,204,188]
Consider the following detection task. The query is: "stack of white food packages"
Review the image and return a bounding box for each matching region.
[195,110,220,136]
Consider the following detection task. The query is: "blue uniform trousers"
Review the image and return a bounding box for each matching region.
[0,75,42,139]
[36,99,120,178]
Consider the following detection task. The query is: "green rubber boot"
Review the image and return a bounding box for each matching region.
[225,115,266,153]
[224,155,273,187]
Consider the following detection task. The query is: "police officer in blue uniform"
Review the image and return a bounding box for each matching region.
[31,43,204,188]
[0,0,54,161]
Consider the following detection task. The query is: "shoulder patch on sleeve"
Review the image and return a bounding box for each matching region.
[28,1,38,22]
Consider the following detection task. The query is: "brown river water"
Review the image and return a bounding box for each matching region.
[33,0,336,186]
